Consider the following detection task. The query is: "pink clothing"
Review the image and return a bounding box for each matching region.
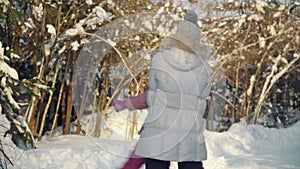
[113,92,147,169]
[121,149,145,169]
[113,91,148,112]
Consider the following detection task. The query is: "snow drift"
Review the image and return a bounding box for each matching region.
[1,111,299,169]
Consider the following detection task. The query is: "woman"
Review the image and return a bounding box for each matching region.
[114,10,212,169]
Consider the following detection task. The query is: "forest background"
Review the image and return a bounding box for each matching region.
[0,0,299,167]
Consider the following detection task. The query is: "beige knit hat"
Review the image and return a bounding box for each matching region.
[160,10,212,60]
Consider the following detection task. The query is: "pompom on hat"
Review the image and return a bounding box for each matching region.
[160,10,212,60]
[184,10,198,25]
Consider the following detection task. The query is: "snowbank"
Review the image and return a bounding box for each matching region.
[204,123,300,169]
[1,112,300,169]
[13,135,135,169]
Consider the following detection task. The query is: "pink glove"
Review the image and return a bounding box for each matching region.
[113,91,148,112]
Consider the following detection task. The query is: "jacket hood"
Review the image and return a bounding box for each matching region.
[162,47,205,71]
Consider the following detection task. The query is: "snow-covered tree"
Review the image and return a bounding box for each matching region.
[0,41,37,150]
[201,0,300,128]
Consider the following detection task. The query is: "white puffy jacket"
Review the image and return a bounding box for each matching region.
[135,47,211,162]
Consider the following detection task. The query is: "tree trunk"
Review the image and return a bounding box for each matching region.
[63,53,76,135]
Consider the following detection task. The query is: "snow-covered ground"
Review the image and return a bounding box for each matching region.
[1,108,300,169]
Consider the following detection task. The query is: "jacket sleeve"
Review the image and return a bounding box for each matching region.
[200,62,212,98]
[146,54,159,107]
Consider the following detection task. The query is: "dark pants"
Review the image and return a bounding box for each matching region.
[145,158,204,169]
